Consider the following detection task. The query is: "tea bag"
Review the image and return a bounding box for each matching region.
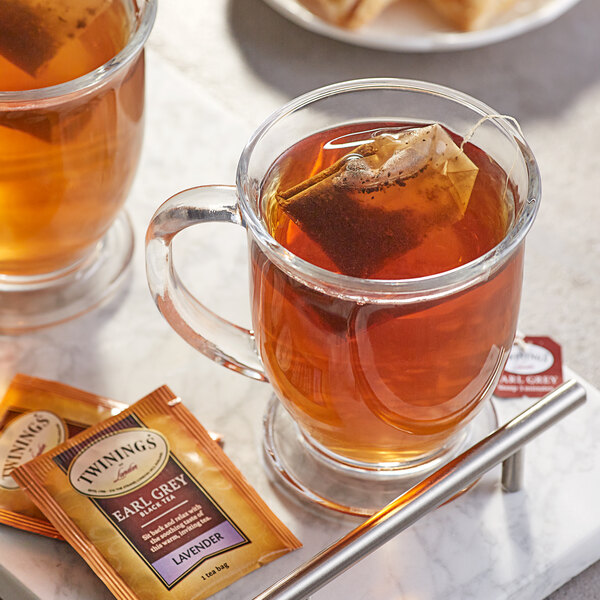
[277,124,479,278]
[0,0,112,76]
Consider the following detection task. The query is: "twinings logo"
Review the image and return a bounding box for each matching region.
[505,342,555,375]
[0,411,66,490]
[68,429,169,498]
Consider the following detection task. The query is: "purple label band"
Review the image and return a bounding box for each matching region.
[151,521,246,585]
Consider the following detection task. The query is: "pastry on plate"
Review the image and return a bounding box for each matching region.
[299,0,397,29]
[298,0,520,31]
[426,0,520,30]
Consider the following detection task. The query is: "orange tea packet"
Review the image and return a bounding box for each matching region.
[0,373,125,538]
[13,386,301,599]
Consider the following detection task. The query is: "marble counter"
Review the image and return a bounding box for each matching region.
[1,0,600,598]
[0,364,599,600]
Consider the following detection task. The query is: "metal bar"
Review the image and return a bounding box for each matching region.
[501,448,525,492]
[253,380,586,600]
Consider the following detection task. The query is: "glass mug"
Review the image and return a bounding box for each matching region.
[146,79,541,515]
[0,0,156,332]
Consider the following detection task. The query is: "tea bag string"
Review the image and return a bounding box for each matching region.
[460,114,525,201]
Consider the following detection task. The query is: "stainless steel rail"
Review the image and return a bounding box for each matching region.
[254,380,586,600]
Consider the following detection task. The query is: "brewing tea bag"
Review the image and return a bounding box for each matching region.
[0,373,125,538]
[13,386,301,600]
[0,0,112,76]
[277,124,479,277]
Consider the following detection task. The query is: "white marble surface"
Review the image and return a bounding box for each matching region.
[1,0,600,598]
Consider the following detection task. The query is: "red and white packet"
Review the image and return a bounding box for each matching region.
[495,336,564,399]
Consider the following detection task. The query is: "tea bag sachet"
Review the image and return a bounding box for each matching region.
[277,124,479,278]
[0,373,125,538]
[13,385,301,600]
[0,0,113,76]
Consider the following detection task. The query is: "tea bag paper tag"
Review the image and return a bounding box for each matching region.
[0,0,112,76]
[277,124,479,277]
[494,336,564,398]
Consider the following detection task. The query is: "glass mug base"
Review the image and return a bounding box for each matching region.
[0,211,134,334]
[263,395,499,517]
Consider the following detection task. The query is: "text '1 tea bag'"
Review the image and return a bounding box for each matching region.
[12,386,301,600]
[277,124,479,278]
[0,374,125,538]
[0,0,112,76]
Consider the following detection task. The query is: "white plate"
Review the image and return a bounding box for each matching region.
[262,0,582,52]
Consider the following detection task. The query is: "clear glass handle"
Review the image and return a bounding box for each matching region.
[145,185,267,382]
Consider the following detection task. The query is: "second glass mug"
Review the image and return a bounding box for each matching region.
[146,79,541,515]
[0,0,156,332]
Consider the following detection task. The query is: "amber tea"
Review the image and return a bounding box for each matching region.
[0,0,145,275]
[253,122,523,465]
